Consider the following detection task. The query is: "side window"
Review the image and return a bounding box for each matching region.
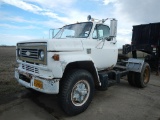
[92,24,110,39]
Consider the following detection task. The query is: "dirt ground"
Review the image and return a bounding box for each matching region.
[0,46,160,120]
[0,46,25,103]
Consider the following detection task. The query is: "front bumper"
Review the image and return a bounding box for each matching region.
[15,68,60,94]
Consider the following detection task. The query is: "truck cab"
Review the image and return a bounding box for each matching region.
[53,20,118,70]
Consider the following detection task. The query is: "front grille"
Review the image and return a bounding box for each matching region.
[22,64,39,74]
[17,43,47,65]
[21,48,39,59]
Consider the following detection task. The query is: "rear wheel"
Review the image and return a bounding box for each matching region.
[127,71,136,87]
[59,69,94,116]
[135,62,150,88]
[127,62,150,88]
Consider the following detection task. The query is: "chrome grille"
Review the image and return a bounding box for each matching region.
[21,49,39,59]
[22,64,39,74]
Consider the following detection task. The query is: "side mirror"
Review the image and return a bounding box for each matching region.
[49,28,60,39]
[110,19,117,37]
[87,15,92,21]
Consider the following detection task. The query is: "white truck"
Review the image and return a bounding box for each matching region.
[15,15,150,115]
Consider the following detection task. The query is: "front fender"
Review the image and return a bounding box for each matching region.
[59,52,101,85]
[60,53,93,71]
[47,52,94,78]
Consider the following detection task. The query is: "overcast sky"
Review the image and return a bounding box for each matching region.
[0,0,160,48]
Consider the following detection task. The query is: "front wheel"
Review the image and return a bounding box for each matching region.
[59,69,94,116]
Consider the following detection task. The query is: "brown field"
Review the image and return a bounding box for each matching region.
[0,46,24,96]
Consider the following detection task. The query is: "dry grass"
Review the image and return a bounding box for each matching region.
[0,46,25,95]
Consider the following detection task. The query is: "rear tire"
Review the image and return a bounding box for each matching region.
[127,71,136,87]
[127,62,150,88]
[135,62,150,88]
[59,69,94,116]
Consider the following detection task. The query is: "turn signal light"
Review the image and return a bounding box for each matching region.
[52,54,59,61]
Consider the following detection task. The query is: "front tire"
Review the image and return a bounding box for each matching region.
[59,69,94,116]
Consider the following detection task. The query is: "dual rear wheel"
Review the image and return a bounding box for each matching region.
[128,62,150,88]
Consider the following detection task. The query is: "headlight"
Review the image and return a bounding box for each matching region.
[39,50,44,60]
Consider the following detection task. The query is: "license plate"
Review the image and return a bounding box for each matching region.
[34,79,43,89]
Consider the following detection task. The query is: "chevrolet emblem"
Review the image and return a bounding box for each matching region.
[26,51,31,56]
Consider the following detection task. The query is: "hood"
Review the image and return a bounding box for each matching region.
[17,38,84,51]
[17,39,48,44]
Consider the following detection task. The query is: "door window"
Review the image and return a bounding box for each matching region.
[92,24,110,39]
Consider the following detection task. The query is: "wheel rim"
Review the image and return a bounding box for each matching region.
[143,66,149,84]
[71,80,90,106]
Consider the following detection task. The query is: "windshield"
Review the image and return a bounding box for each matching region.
[54,22,93,38]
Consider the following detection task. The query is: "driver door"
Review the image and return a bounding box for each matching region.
[82,24,118,70]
